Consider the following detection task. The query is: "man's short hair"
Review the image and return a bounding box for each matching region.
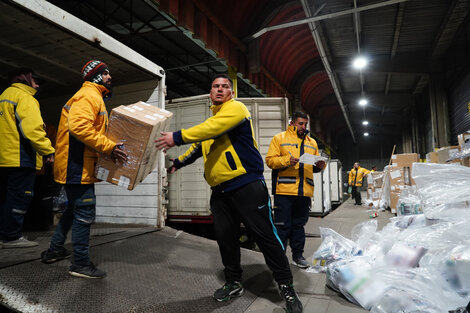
[292,111,308,121]
[211,73,233,88]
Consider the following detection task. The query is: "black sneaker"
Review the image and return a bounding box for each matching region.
[69,263,106,279]
[213,281,244,302]
[41,248,71,264]
[279,283,303,313]
[292,256,310,269]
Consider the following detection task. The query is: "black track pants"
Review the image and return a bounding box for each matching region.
[210,179,293,285]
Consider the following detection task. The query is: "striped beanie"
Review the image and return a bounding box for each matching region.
[81,60,108,84]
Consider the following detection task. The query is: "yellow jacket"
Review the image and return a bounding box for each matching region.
[0,83,54,170]
[266,126,320,197]
[348,166,371,187]
[54,82,116,184]
[172,99,264,192]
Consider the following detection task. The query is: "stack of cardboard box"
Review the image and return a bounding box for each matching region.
[425,132,470,167]
[389,153,419,213]
[95,101,173,190]
[458,132,470,167]
[367,172,384,201]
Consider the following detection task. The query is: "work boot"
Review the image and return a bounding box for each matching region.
[279,283,303,313]
[213,281,244,302]
[69,263,106,279]
[41,248,71,264]
[292,256,310,269]
[3,237,38,248]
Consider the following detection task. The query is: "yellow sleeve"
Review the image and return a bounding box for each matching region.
[265,135,290,169]
[180,101,246,143]
[68,95,115,154]
[16,96,55,156]
[363,168,371,176]
[348,170,354,185]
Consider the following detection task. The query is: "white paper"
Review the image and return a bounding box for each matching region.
[298,153,328,165]
[96,167,109,180]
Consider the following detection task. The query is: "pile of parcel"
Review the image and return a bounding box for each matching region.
[95,101,172,190]
[309,133,470,312]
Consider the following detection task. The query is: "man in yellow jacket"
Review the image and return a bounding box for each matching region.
[41,61,127,279]
[0,68,55,248]
[348,162,371,205]
[266,111,325,269]
[156,74,303,313]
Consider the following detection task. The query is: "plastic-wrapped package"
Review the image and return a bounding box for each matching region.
[369,267,469,312]
[384,242,427,268]
[351,219,378,250]
[397,186,423,216]
[390,214,426,229]
[325,256,374,305]
[308,228,362,273]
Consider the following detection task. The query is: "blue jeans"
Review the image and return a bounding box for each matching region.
[49,184,96,266]
[0,167,36,242]
[273,195,310,259]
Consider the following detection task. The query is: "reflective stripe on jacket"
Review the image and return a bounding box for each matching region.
[172,98,264,192]
[54,82,116,184]
[348,166,371,187]
[0,83,55,170]
[265,126,320,197]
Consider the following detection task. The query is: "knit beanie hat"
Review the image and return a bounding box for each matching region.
[81,60,108,84]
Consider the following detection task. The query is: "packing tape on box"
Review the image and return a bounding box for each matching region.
[117,176,130,188]
[131,105,144,111]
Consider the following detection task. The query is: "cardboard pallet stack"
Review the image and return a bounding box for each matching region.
[95,101,173,190]
[366,172,384,201]
[388,153,419,214]
[426,131,470,167]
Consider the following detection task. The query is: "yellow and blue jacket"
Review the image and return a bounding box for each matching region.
[348,166,371,187]
[54,82,116,184]
[266,126,321,197]
[0,83,55,170]
[172,98,264,192]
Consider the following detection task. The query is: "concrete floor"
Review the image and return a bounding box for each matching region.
[0,192,394,313]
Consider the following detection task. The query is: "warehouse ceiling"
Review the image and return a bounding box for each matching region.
[3,0,470,155]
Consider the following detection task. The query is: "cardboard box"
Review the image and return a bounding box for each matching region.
[391,153,419,168]
[461,157,470,167]
[457,132,470,147]
[370,171,384,187]
[437,146,460,164]
[95,103,172,190]
[426,151,439,163]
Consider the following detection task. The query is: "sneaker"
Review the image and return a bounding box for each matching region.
[292,256,310,269]
[41,248,71,264]
[69,263,106,279]
[213,281,244,302]
[2,237,38,248]
[279,283,303,313]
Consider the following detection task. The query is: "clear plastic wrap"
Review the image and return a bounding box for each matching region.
[351,219,378,251]
[308,227,362,273]
[396,186,423,216]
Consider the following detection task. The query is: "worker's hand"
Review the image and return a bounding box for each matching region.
[167,158,178,174]
[45,154,54,165]
[289,156,299,166]
[315,160,326,170]
[155,132,175,153]
[111,143,128,164]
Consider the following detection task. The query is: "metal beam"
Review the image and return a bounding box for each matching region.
[300,0,356,142]
[253,0,409,38]
[11,0,165,79]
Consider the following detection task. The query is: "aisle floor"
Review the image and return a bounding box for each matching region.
[0,192,394,313]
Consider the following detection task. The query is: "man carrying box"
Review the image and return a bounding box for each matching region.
[156,74,303,313]
[41,60,127,279]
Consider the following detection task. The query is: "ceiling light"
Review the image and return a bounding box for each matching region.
[364,132,369,136]
[362,120,369,125]
[353,57,367,69]
[359,99,368,106]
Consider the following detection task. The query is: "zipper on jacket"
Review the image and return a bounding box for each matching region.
[298,136,305,196]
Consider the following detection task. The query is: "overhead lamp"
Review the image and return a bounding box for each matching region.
[353,56,367,69]
[364,132,369,136]
[359,99,368,106]
[362,120,369,125]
